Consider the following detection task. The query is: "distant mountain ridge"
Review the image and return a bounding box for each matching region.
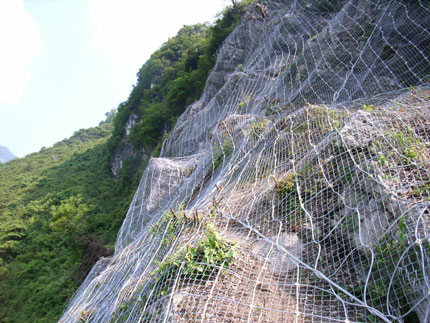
[0,145,15,163]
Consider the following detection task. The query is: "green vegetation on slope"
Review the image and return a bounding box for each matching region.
[0,120,145,322]
[0,2,251,322]
[108,0,252,156]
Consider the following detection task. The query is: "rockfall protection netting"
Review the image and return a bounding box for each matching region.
[61,1,430,322]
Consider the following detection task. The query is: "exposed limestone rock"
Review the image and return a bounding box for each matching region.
[115,154,202,251]
[339,111,384,149]
[111,113,147,177]
[111,142,133,177]
[337,181,391,250]
[251,233,304,276]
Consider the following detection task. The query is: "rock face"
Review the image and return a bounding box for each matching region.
[251,233,304,276]
[0,145,15,163]
[110,113,146,177]
[61,1,430,322]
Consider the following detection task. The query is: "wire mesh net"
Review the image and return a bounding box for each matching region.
[61,0,430,322]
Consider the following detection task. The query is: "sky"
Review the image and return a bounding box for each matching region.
[0,0,228,157]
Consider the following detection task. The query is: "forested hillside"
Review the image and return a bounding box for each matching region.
[0,120,137,322]
[107,0,251,165]
[0,2,251,322]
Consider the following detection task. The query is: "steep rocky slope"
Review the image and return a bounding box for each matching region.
[61,1,430,322]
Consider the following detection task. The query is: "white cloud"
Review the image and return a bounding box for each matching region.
[0,0,42,105]
[89,0,226,62]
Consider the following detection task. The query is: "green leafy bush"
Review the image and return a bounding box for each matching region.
[274,172,297,196]
[126,222,236,320]
[149,205,188,250]
[391,128,424,164]
[155,222,236,280]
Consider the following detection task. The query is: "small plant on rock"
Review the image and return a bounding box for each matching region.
[248,120,267,139]
[238,95,252,109]
[213,138,233,169]
[274,172,297,196]
[79,310,94,322]
[363,104,378,111]
[132,222,236,321]
[391,128,424,164]
[149,205,188,250]
[155,222,236,280]
[265,105,282,116]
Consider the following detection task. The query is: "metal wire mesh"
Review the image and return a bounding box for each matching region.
[60,1,430,322]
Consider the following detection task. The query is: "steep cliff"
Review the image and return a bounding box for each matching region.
[61,1,430,322]
[106,5,249,178]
